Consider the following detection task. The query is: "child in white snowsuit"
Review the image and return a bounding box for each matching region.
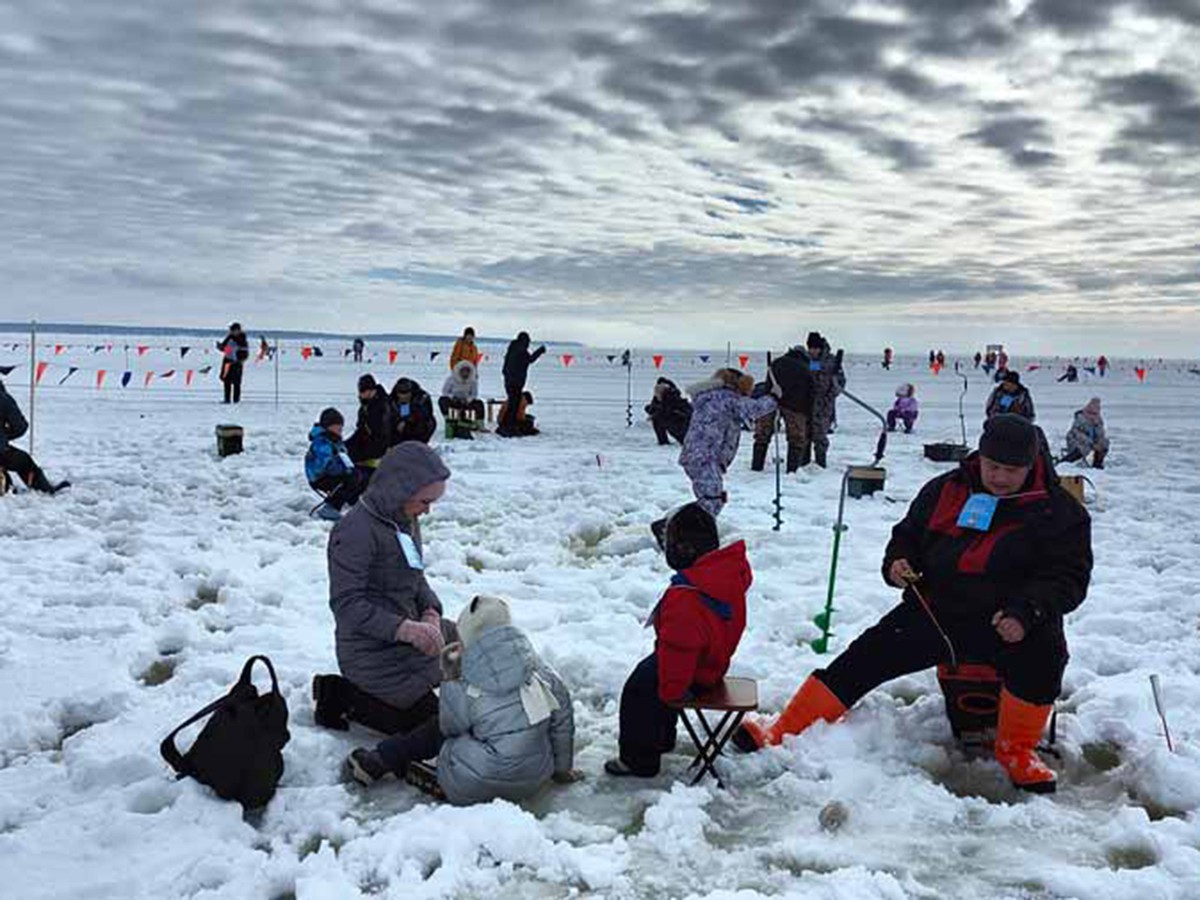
[678,369,778,517]
[347,596,579,804]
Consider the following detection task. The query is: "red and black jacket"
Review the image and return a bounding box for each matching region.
[651,541,750,702]
[882,453,1091,630]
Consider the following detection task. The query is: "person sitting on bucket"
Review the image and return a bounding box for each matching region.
[735,415,1092,794]
[606,503,749,778]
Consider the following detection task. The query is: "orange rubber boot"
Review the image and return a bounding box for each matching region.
[737,675,847,750]
[994,689,1057,794]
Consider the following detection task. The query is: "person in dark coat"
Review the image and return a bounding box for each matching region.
[499,332,545,436]
[1057,365,1079,383]
[986,370,1036,421]
[0,380,69,494]
[645,378,692,446]
[346,375,394,473]
[807,332,846,467]
[216,322,250,404]
[353,337,365,363]
[389,377,437,445]
[606,504,749,778]
[752,344,815,472]
[313,443,459,735]
[738,416,1091,794]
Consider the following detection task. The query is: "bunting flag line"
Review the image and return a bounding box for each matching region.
[0,365,15,376]
[180,347,191,358]
[35,361,49,384]
[430,351,440,362]
[137,346,149,356]
[653,355,664,369]
[121,371,133,388]
[96,370,107,389]
[58,367,79,386]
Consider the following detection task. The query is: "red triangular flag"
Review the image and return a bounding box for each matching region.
[144,372,154,387]
[96,370,107,389]
[35,361,49,384]
[389,349,398,365]
[301,346,313,360]
[185,370,195,387]
[137,345,149,356]
[738,354,749,369]
[653,355,664,369]
[54,344,65,355]
[561,354,574,368]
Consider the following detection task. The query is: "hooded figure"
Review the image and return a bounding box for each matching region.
[645,377,693,446]
[986,371,1036,422]
[389,377,437,445]
[679,369,778,517]
[439,360,486,423]
[887,383,919,433]
[1062,398,1109,467]
[348,595,577,805]
[315,444,458,733]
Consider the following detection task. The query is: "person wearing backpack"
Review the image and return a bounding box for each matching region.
[312,443,458,736]
[347,595,580,804]
[305,408,362,521]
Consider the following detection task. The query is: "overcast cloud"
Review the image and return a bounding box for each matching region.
[2,0,1199,353]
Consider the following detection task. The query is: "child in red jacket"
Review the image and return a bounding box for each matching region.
[605,503,750,777]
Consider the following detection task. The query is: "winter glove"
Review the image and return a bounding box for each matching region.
[439,642,463,680]
[397,619,446,656]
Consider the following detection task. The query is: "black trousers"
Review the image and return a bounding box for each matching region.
[651,417,673,446]
[222,362,243,403]
[0,445,49,491]
[311,472,363,510]
[314,674,439,734]
[499,380,523,432]
[817,601,1068,708]
[377,716,444,776]
[438,397,485,419]
[618,654,680,775]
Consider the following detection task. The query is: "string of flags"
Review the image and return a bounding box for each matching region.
[17,358,215,389]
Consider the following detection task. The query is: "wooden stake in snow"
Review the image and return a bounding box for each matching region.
[1150,674,1175,753]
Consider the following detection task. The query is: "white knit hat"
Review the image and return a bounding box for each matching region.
[457,595,512,648]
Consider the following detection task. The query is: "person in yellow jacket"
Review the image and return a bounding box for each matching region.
[450,327,482,371]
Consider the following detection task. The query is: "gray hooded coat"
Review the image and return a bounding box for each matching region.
[327,443,454,709]
[437,625,574,806]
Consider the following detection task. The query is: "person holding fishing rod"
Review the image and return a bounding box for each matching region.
[735,415,1092,794]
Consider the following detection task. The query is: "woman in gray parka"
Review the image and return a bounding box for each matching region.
[312,443,458,735]
[347,595,580,805]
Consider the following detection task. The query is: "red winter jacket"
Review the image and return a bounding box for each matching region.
[652,541,750,702]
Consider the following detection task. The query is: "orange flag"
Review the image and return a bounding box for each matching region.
[35,361,49,384]
[96,370,107,389]
[738,354,750,369]
[144,372,154,387]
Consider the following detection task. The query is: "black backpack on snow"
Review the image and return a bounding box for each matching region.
[160,655,290,809]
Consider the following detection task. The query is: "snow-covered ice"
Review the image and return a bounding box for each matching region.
[1,337,1198,899]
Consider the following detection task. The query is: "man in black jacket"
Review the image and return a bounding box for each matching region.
[217,322,250,404]
[752,345,815,472]
[738,415,1091,794]
[499,332,545,437]
[645,378,692,446]
[0,380,69,494]
[346,375,394,474]
[388,377,436,445]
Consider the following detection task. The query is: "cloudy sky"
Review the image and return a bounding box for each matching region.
[2,0,1199,354]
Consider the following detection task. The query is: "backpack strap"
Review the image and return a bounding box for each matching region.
[159,656,281,776]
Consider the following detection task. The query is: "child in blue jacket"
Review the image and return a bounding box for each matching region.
[306,408,362,520]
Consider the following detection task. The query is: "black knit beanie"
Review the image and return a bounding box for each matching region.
[980,414,1036,466]
[358,374,377,393]
[319,407,344,429]
[665,503,720,571]
[806,331,823,348]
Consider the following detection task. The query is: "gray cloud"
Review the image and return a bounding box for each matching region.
[964,116,1059,167]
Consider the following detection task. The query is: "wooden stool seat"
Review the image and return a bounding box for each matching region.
[668,677,758,788]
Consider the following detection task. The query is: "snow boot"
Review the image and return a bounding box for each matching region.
[404,760,446,800]
[604,758,657,779]
[734,675,846,750]
[751,443,769,472]
[346,748,391,786]
[312,674,350,731]
[994,689,1057,794]
[786,445,804,474]
[814,445,828,469]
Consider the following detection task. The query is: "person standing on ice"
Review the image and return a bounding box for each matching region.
[498,331,545,437]
[449,327,483,371]
[0,380,69,494]
[986,370,1036,421]
[312,443,459,735]
[216,322,249,404]
[347,595,580,802]
[606,504,748,778]
[1060,398,1109,469]
[751,343,814,473]
[645,377,692,446]
[807,332,846,468]
[736,415,1092,794]
[676,368,778,519]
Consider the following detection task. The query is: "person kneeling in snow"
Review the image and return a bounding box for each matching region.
[305,408,363,520]
[0,379,69,495]
[646,377,692,446]
[886,383,919,434]
[347,595,580,803]
[1060,398,1109,469]
[678,368,778,518]
[606,504,748,778]
[498,390,539,436]
[736,415,1092,794]
[313,444,459,736]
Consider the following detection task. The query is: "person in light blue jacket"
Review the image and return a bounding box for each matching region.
[305,408,361,519]
[346,595,580,805]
